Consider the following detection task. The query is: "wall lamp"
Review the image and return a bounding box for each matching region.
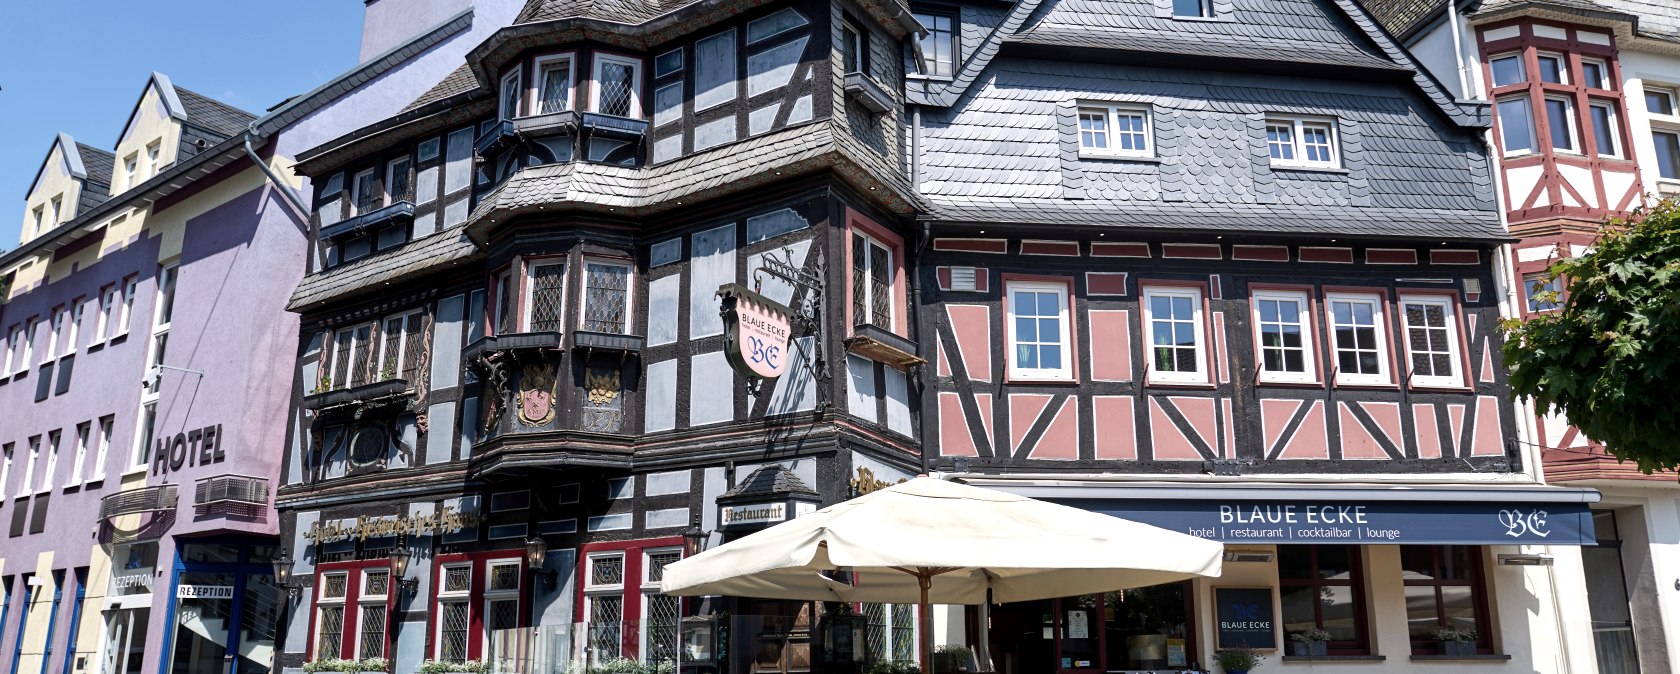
[526,536,558,588]
[272,554,303,599]
[389,547,421,594]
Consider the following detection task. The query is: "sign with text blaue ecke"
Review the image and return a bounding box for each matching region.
[718,283,793,380]
[1058,498,1596,546]
[1214,587,1276,650]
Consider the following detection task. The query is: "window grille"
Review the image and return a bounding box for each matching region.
[444,566,472,593]
[401,313,425,382]
[891,605,915,661]
[591,557,624,586]
[529,264,567,333]
[584,263,630,333]
[489,563,519,592]
[589,596,623,658]
[644,594,680,662]
[358,605,386,658]
[439,601,470,662]
[1403,301,1455,378]
[317,606,345,658]
[598,62,636,117]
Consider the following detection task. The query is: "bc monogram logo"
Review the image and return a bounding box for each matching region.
[747,335,781,369]
[1498,509,1551,538]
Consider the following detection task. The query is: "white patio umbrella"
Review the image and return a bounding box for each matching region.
[660,477,1223,673]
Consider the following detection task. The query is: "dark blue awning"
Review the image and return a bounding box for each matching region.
[964,479,1601,546]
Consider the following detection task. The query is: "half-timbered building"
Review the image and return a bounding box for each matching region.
[274,0,1611,672]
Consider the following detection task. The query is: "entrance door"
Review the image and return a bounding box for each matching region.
[1585,511,1640,674]
[164,540,280,674]
[99,608,149,674]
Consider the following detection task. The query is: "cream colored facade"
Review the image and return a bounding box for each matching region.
[19,138,95,248]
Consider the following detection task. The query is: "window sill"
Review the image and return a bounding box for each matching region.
[1079,152,1161,163]
[109,332,130,346]
[1282,655,1385,663]
[1256,376,1324,388]
[1171,14,1226,22]
[1272,164,1349,175]
[1004,374,1077,385]
[121,466,148,480]
[1408,382,1471,393]
[1333,380,1400,390]
[1144,378,1216,389]
[1408,654,1511,662]
[906,73,954,83]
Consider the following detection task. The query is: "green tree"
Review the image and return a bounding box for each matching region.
[1501,198,1680,473]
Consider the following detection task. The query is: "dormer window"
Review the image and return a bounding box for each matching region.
[123,154,138,191]
[592,55,643,118]
[31,206,42,237]
[913,12,955,79]
[145,141,161,177]
[48,196,61,228]
[1079,104,1153,158]
[385,157,412,206]
[533,54,575,114]
[500,69,524,120]
[1267,117,1339,168]
[1173,0,1211,18]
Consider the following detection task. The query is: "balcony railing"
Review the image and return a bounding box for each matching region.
[194,474,269,509]
[484,616,823,674]
[100,485,179,521]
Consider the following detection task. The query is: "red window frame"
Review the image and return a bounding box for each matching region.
[1402,545,1495,656]
[430,549,528,662]
[575,536,686,660]
[307,559,396,661]
[1246,283,1324,387]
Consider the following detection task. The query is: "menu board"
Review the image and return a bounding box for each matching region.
[1214,587,1276,649]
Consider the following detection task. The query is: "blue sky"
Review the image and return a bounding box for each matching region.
[0,0,365,252]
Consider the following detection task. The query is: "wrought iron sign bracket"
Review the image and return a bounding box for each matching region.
[750,246,830,388]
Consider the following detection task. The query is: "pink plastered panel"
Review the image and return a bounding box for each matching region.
[1029,399,1079,460]
[1093,396,1136,460]
[1010,394,1053,454]
[945,305,992,382]
[1338,402,1388,459]
[1261,399,1304,455]
[938,392,978,457]
[1278,400,1329,459]
[1470,396,1503,456]
[1413,404,1441,459]
[1088,310,1132,381]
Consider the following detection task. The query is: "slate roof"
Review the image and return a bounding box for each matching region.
[719,464,819,500]
[514,0,702,25]
[73,143,114,215]
[401,63,480,113]
[289,225,482,312]
[174,87,259,138]
[1466,0,1680,42]
[1011,0,1405,71]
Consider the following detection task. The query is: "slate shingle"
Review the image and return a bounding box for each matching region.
[174,87,259,139]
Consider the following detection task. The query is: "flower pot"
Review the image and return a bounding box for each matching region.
[1439,640,1476,657]
[1290,641,1328,657]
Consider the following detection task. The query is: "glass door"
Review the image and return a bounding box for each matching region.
[99,608,149,674]
[165,541,279,674]
[1586,511,1640,674]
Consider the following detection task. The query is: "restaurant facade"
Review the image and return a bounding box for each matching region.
[266,0,1613,674]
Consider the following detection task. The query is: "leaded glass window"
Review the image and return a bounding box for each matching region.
[645,551,681,583]
[401,312,426,382]
[439,601,470,662]
[851,233,893,329]
[363,570,389,597]
[591,556,624,586]
[527,263,566,333]
[496,271,516,335]
[891,605,915,661]
[583,262,631,334]
[588,596,623,659]
[595,57,640,117]
[644,594,680,662]
[537,56,573,114]
[381,317,404,381]
[444,566,472,593]
[322,573,347,599]
[489,563,520,592]
[358,605,386,658]
[317,606,345,658]
[486,597,520,633]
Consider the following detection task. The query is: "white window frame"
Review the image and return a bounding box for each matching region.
[43,306,64,363]
[19,318,37,373]
[1398,295,1463,388]
[127,401,156,475]
[639,547,684,661]
[145,141,162,178]
[349,168,377,217]
[66,422,90,489]
[531,53,578,115]
[1142,286,1209,385]
[1,325,14,378]
[590,54,644,118]
[316,571,350,659]
[355,569,391,659]
[1654,128,1680,181]
[329,321,378,390]
[21,437,39,500]
[95,285,116,345]
[48,196,61,227]
[581,259,634,335]
[117,276,138,337]
[65,300,83,356]
[38,431,60,494]
[840,21,864,74]
[1588,100,1622,158]
[1324,293,1389,386]
[852,232,896,330]
[584,552,627,659]
[384,156,412,207]
[1252,289,1317,384]
[1646,84,1679,117]
[1524,273,1563,313]
[1580,57,1608,90]
[1535,51,1567,84]
[521,261,565,333]
[1498,95,1537,156]
[123,154,139,191]
[1077,104,1153,158]
[30,206,43,238]
[90,416,113,483]
[375,310,423,383]
[1544,95,1579,153]
[1004,280,1073,381]
[435,562,475,662]
[499,68,525,121]
[1267,117,1340,168]
[0,444,11,501]
[481,560,523,654]
[1489,52,1525,87]
[1171,0,1212,18]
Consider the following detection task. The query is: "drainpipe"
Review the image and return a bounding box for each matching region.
[1446,0,1471,98]
[244,125,310,219]
[911,105,922,189]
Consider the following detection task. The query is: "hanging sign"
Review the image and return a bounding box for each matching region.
[718,284,793,380]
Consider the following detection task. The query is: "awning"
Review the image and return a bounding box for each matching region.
[962,479,1601,546]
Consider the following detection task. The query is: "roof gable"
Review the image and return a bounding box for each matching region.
[26,133,84,198]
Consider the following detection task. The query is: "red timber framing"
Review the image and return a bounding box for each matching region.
[308,558,397,661]
[1478,18,1644,227]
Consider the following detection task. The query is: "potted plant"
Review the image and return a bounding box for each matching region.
[302,659,388,673]
[1287,628,1332,657]
[1215,648,1263,674]
[418,660,492,674]
[865,661,922,674]
[1431,626,1478,657]
[934,645,974,673]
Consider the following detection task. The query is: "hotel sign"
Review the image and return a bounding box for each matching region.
[718,284,793,380]
[177,585,235,600]
[304,506,479,544]
[1062,499,1596,545]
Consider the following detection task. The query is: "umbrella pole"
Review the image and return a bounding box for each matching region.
[918,570,934,674]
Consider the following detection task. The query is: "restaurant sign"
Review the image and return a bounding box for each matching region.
[303,506,479,544]
[1062,498,1596,545]
[718,284,793,380]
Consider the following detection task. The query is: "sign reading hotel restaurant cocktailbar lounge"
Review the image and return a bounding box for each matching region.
[303,505,479,544]
[1062,498,1596,545]
[717,283,793,380]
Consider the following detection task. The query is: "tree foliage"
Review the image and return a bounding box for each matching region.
[1501,198,1680,473]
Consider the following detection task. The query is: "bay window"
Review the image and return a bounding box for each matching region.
[377,310,426,383]
[1524,273,1562,312]
[1535,52,1565,84]
[1497,97,1535,155]
[1588,101,1621,158]
[1544,96,1577,152]
[1005,280,1072,381]
[1580,57,1608,89]
[851,233,895,330]
[592,55,643,118]
[495,268,517,335]
[350,168,377,217]
[525,262,567,333]
[1325,293,1387,385]
[500,68,524,120]
[385,156,412,206]
[1489,53,1523,86]
[533,54,575,114]
[327,322,376,390]
[583,261,632,334]
[1143,286,1206,384]
[1252,290,1314,384]
[1398,295,1462,388]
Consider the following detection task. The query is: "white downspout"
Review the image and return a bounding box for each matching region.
[1446,0,1471,97]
